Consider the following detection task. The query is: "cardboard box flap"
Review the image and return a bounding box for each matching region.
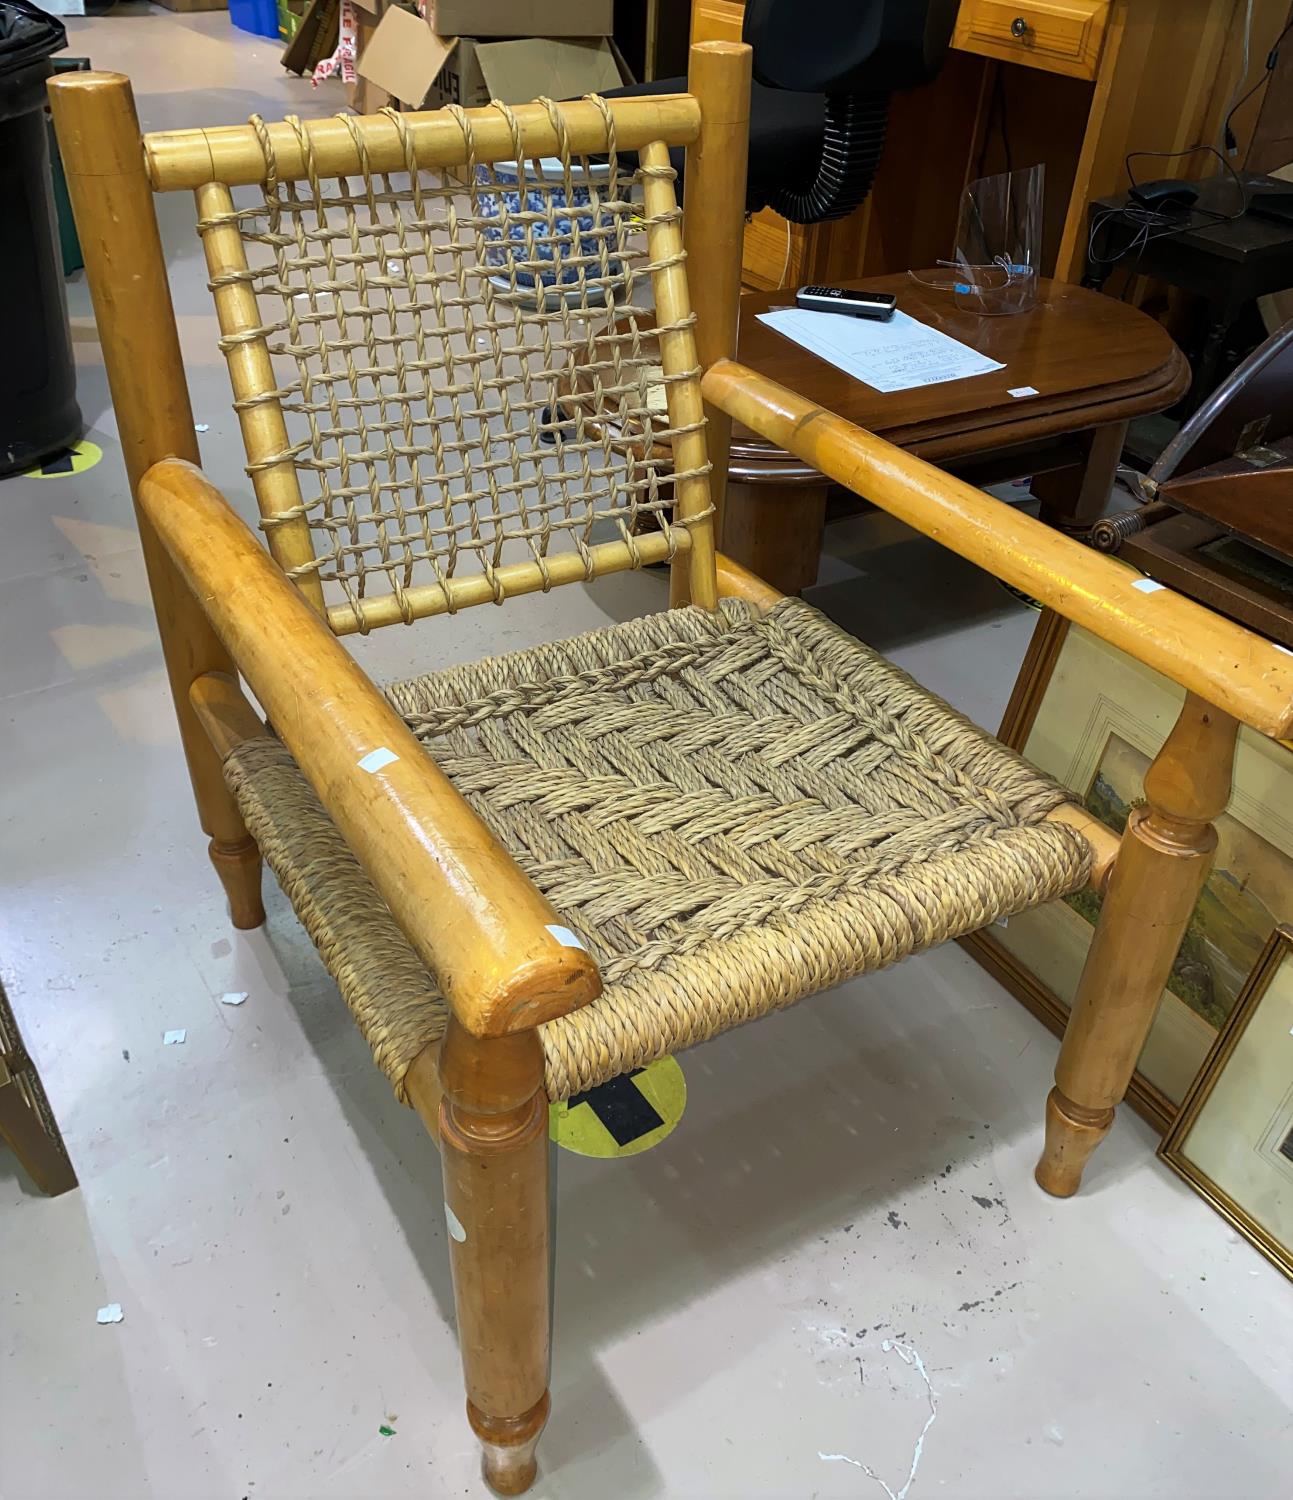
[429,1,612,38]
[357,7,458,107]
[475,37,625,105]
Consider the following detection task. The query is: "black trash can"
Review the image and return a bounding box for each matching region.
[0,1,80,477]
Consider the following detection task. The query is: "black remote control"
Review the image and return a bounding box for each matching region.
[795,285,897,321]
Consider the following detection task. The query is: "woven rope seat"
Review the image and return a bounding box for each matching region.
[224,596,1091,1102]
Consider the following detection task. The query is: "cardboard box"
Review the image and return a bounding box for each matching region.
[346,0,391,113]
[436,36,629,109]
[357,7,458,108]
[428,0,612,38]
[360,12,630,111]
[281,0,339,76]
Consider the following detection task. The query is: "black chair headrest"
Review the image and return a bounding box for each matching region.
[743,0,958,95]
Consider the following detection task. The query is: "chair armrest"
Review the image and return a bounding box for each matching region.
[703,361,1293,740]
[138,459,602,1038]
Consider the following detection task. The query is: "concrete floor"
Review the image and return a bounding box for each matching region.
[2,10,1291,1500]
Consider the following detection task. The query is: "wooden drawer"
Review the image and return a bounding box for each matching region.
[953,0,1110,80]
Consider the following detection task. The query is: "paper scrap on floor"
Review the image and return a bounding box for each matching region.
[757,307,1005,393]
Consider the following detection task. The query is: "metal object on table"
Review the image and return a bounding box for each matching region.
[1097,319,1293,647]
[1150,316,1293,487]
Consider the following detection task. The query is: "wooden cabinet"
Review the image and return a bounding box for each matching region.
[691,0,1290,291]
[953,0,1110,80]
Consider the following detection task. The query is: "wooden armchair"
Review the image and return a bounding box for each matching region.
[51,43,1293,1495]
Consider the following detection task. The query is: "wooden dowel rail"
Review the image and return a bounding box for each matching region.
[139,457,602,1039]
[1047,804,1119,894]
[681,41,752,546]
[640,138,719,611]
[190,672,266,758]
[327,529,690,636]
[195,180,327,617]
[702,361,1293,740]
[143,95,702,193]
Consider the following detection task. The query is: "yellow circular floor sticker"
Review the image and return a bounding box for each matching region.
[550,1057,686,1158]
[23,440,103,478]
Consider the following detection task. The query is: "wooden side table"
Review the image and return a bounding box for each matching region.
[1087,177,1293,415]
[723,273,1188,592]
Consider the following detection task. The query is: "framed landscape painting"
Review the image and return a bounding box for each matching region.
[1161,926,1293,1280]
[964,611,1293,1130]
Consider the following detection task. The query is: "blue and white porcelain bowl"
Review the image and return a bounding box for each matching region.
[475,157,623,307]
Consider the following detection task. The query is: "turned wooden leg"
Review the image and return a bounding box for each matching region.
[208,835,263,930]
[1037,693,1238,1196]
[438,1018,551,1495]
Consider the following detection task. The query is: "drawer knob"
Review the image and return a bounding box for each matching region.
[1011,15,1030,37]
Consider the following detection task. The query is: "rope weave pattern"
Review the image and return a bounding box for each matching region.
[224,599,1091,1102]
[198,99,706,630]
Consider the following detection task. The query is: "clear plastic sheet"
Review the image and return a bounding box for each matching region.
[910,163,1044,316]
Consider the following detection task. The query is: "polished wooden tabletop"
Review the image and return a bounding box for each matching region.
[732,274,1189,463]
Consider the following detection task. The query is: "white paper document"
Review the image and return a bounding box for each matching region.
[757,307,1005,394]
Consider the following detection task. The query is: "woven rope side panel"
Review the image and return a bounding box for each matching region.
[224,738,448,1097]
[198,100,706,630]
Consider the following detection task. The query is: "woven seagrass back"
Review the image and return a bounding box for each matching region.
[163,96,715,637]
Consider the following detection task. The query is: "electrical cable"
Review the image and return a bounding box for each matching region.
[1223,17,1293,153]
[1220,0,1256,156]
[1086,144,1249,276]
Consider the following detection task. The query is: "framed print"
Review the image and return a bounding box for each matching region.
[963,610,1293,1130]
[1160,926,1293,1281]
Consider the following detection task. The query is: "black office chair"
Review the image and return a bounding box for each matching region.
[605,0,959,223]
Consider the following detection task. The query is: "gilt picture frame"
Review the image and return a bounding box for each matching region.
[962,610,1293,1132]
[1159,926,1293,1281]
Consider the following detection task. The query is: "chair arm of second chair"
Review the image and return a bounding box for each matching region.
[702,361,1293,740]
[136,459,603,1040]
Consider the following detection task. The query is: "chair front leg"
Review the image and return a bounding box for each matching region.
[1036,693,1238,1197]
[438,1018,552,1495]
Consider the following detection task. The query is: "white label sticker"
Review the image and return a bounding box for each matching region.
[163,1029,187,1045]
[220,991,248,1007]
[1132,578,1166,594]
[546,924,588,951]
[357,747,399,774]
[97,1303,124,1324]
[444,1202,467,1242]
[1008,385,1039,398]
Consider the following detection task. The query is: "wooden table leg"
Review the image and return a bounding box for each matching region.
[721,476,829,594]
[1033,422,1128,535]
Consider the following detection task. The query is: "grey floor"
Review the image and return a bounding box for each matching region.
[2,11,1291,1500]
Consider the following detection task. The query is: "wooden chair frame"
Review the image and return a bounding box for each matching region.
[49,42,1293,1494]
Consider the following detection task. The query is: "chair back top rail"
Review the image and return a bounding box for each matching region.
[143,96,702,193]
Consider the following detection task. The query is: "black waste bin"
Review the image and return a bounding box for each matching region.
[0,1,80,477]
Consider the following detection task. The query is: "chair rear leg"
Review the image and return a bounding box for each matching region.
[1036,694,1237,1196]
[438,1019,551,1495]
[49,73,264,934]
